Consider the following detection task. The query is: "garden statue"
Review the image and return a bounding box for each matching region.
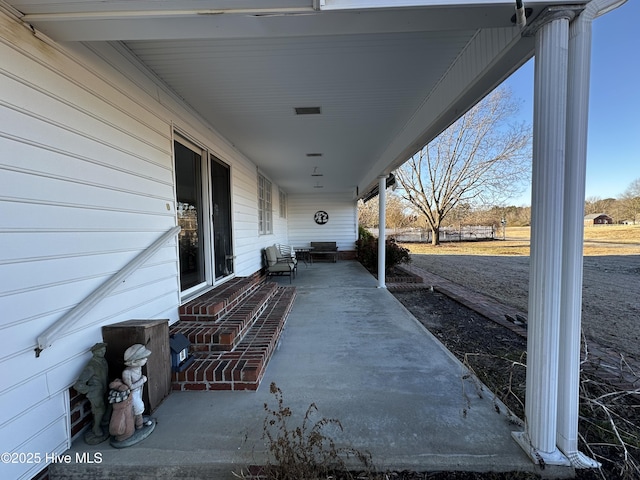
[122,343,152,429]
[107,343,156,447]
[73,342,109,444]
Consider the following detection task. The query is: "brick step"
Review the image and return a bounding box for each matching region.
[178,275,263,323]
[171,282,278,352]
[172,286,296,391]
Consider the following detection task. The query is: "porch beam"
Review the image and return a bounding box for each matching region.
[21,5,529,43]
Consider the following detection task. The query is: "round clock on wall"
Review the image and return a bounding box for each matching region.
[314,210,329,225]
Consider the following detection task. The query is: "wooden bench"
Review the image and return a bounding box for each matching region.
[310,241,338,263]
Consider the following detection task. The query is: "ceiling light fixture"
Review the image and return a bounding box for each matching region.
[306,153,323,157]
[311,167,323,177]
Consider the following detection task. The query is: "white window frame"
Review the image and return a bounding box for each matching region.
[174,134,213,299]
[174,131,236,301]
[258,173,273,235]
[279,189,287,218]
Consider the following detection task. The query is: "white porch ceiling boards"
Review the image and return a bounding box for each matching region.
[125,31,473,195]
[9,0,570,195]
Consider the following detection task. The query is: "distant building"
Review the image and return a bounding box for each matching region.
[584,213,613,225]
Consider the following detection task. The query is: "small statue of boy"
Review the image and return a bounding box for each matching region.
[73,342,109,444]
[122,344,152,430]
[108,343,155,447]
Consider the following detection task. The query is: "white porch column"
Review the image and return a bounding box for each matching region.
[377,175,387,289]
[557,13,592,465]
[558,0,626,467]
[512,9,573,466]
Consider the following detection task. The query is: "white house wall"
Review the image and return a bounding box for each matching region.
[287,193,358,251]
[0,10,285,479]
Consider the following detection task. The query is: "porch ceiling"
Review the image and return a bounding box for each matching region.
[9,0,571,196]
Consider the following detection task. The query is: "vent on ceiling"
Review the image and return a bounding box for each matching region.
[295,107,321,115]
[306,153,323,157]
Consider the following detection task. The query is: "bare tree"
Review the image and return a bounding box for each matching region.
[357,193,414,230]
[584,196,615,216]
[619,178,640,224]
[386,193,414,230]
[357,199,379,229]
[395,87,531,245]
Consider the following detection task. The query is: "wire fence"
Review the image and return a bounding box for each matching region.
[366,226,496,243]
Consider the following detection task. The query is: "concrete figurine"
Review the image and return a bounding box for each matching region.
[122,344,152,429]
[73,342,109,444]
[108,343,156,447]
[107,378,135,442]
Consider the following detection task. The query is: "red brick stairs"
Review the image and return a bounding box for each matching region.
[170,276,296,391]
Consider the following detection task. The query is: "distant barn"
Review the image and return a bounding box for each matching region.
[584,213,613,225]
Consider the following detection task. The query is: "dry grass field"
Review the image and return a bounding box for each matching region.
[406,225,640,256]
[400,225,640,359]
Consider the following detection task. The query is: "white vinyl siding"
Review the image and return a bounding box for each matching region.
[0,10,284,478]
[287,193,357,251]
[0,15,178,479]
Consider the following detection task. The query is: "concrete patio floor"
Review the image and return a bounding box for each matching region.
[52,260,573,479]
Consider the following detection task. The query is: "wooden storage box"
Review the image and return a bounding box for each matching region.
[102,319,171,414]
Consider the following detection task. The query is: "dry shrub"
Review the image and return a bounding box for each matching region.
[461,343,640,480]
[255,382,374,480]
[461,351,526,424]
[578,343,640,480]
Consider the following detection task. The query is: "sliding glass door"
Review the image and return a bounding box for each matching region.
[211,156,233,280]
[174,138,234,295]
[175,140,205,291]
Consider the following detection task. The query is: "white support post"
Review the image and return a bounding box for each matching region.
[557,0,627,467]
[556,10,593,467]
[512,10,572,466]
[377,175,387,289]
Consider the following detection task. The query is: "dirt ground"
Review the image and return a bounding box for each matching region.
[403,251,640,361]
[391,287,638,480]
[387,238,640,479]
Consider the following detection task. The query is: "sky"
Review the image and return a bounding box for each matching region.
[501,0,639,206]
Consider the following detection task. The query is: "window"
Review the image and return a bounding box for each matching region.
[258,173,272,234]
[279,189,287,218]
